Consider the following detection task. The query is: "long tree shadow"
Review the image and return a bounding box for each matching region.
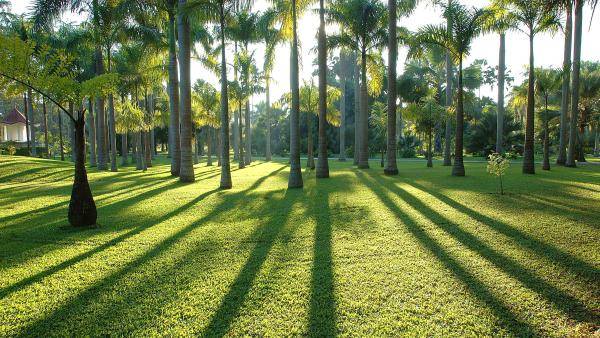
[367,174,599,329]
[407,181,600,282]
[201,188,303,337]
[13,165,287,336]
[355,171,537,337]
[308,181,336,337]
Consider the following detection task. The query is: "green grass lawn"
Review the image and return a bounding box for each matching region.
[0,154,599,337]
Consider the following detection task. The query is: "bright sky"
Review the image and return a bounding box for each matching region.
[9,0,600,104]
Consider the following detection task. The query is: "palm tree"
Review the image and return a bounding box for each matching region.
[315,0,329,178]
[257,10,282,162]
[502,0,559,174]
[328,0,387,169]
[535,68,562,170]
[412,0,487,176]
[403,94,446,168]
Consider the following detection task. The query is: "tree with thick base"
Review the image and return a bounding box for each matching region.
[69,117,97,227]
[288,0,303,189]
[177,0,195,182]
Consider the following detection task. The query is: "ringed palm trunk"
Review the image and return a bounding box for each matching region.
[566,0,582,167]
[542,96,550,170]
[496,33,505,154]
[28,89,36,157]
[69,114,97,227]
[207,127,213,166]
[452,58,465,176]
[357,46,369,169]
[265,78,272,161]
[87,98,96,166]
[353,55,360,165]
[522,32,536,174]
[219,6,232,188]
[42,98,49,158]
[384,0,398,175]
[316,0,329,178]
[288,0,303,188]
[121,132,128,166]
[307,110,315,169]
[557,3,572,165]
[58,107,64,161]
[238,102,245,169]
[443,11,452,166]
[339,67,346,161]
[245,96,251,165]
[177,0,195,182]
[107,49,117,172]
[95,47,107,170]
[168,12,181,176]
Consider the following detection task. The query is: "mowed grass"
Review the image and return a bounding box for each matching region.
[0,154,599,337]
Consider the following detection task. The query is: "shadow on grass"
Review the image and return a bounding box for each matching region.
[355,171,537,337]
[13,165,287,336]
[408,181,600,282]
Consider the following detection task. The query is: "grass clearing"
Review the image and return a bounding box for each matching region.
[0,155,599,336]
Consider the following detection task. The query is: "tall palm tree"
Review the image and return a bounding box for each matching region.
[502,0,559,174]
[315,0,329,178]
[328,0,387,169]
[177,0,194,182]
[385,0,417,175]
[535,68,561,170]
[412,0,487,176]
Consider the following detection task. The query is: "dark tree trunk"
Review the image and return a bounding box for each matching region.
[23,93,31,154]
[566,0,582,167]
[288,0,303,188]
[87,98,96,166]
[266,79,272,161]
[307,110,315,169]
[497,33,506,153]
[177,0,194,182]
[219,6,232,188]
[58,107,65,161]
[245,98,251,165]
[168,12,181,175]
[95,47,107,170]
[452,58,465,176]
[42,98,49,158]
[353,53,360,165]
[522,32,536,174]
[358,46,369,169]
[238,103,245,169]
[384,0,398,175]
[542,96,550,170]
[207,127,213,166]
[121,132,128,165]
[557,3,572,165]
[68,115,97,227]
[443,9,453,167]
[427,128,433,168]
[316,0,329,178]
[28,89,37,156]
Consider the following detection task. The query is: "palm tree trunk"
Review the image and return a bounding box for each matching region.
[288,0,303,188]
[28,89,37,157]
[577,121,586,162]
[543,95,550,170]
[42,98,49,158]
[427,128,433,168]
[594,116,599,156]
[316,0,329,178]
[353,54,360,165]
[177,0,195,182]
[69,102,77,162]
[339,61,346,161]
[207,127,213,166]
[497,33,506,154]
[95,47,107,170]
[245,98,252,165]
[385,0,398,175]
[522,32,536,174]
[238,103,245,169]
[58,106,64,161]
[233,42,240,162]
[566,0,582,167]
[69,115,97,227]
[168,12,181,175]
[145,130,152,167]
[108,93,117,171]
[557,3,572,165]
[193,128,199,164]
[121,132,128,165]
[443,10,453,167]
[358,46,369,169]
[266,78,272,161]
[23,93,31,153]
[87,98,96,166]
[136,131,144,170]
[307,110,315,169]
[219,6,232,188]
[452,58,465,176]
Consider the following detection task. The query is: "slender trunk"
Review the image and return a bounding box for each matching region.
[87,98,96,166]
[577,117,586,162]
[108,92,117,171]
[95,47,107,170]
[28,89,36,156]
[69,102,76,162]
[219,7,232,188]
[443,8,453,166]
[207,127,213,166]
[178,0,194,182]
[385,0,398,175]
[245,96,251,164]
[358,46,369,169]
[427,128,433,168]
[594,116,599,156]
[42,98,49,158]
[353,53,360,165]
[265,78,272,161]
[543,95,550,170]
[23,93,31,153]
[238,102,245,169]
[151,128,156,157]
[193,128,199,164]
[522,32,536,174]
[497,33,506,153]
[339,57,346,161]
[566,0,583,167]
[136,131,144,170]
[168,12,181,175]
[557,3,572,165]
[288,0,303,188]
[316,0,329,178]
[452,58,465,176]
[58,107,64,161]
[307,109,315,169]
[145,130,152,167]
[233,43,239,162]
[121,132,128,165]
[69,115,97,227]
